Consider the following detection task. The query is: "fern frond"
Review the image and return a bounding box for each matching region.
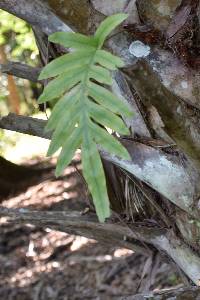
[38,13,133,222]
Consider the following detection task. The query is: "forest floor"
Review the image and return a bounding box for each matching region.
[0,154,183,300]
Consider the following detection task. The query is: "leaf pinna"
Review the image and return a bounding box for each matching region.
[38,13,133,222]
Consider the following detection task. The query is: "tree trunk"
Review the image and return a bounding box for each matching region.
[0,45,20,114]
[0,0,200,294]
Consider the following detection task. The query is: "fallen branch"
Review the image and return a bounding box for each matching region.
[1,206,200,285]
[0,206,158,255]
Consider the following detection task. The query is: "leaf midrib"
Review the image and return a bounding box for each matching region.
[79,49,107,216]
[79,49,98,125]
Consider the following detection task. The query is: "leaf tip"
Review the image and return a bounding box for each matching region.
[55,171,60,178]
[118,13,128,21]
[38,70,46,80]
[127,109,134,118]
[48,32,58,43]
[55,166,62,178]
[37,94,45,104]
[38,70,43,80]
[123,150,132,161]
[97,207,110,223]
[47,147,54,157]
[44,125,51,134]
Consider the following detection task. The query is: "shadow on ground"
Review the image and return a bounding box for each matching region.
[0,156,181,299]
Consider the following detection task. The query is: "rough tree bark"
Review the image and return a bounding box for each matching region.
[1,0,200,296]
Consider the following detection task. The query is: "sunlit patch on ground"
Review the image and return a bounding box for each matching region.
[113,248,134,258]
[4,112,50,164]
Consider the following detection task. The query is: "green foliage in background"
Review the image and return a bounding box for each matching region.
[0,10,39,117]
[38,14,133,222]
[0,10,38,62]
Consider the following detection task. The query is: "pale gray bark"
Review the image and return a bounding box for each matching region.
[0,206,153,255]
[113,71,151,137]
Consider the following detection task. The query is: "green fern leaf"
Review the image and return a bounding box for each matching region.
[95,49,124,70]
[55,127,82,176]
[88,82,133,117]
[82,136,110,222]
[88,101,130,135]
[44,86,81,131]
[38,13,133,222]
[90,122,130,159]
[39,50,94,80]
[38,66,84,103]
[95,13,127,47]
[89,65,112,84]
[47,106,80,156]
[49,32,98,50]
